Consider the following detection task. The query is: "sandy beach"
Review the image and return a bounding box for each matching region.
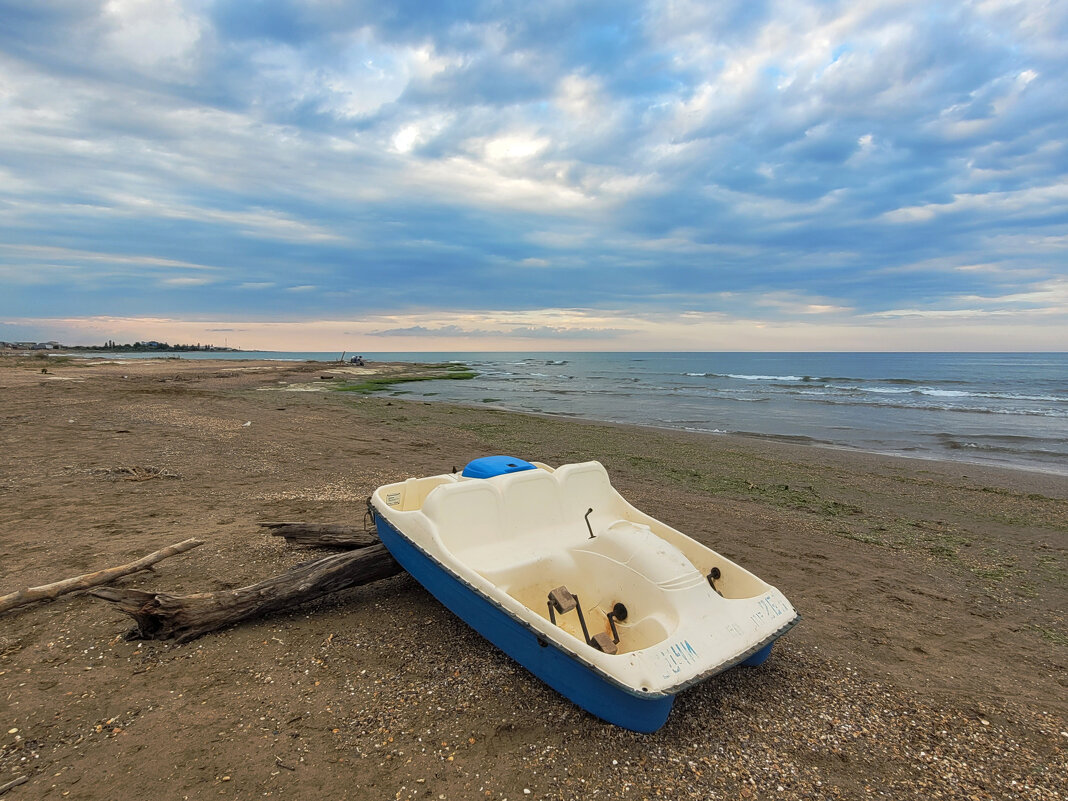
[1,355,1065,800]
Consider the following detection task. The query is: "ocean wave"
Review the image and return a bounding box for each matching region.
[512,359,570,366]
[683,372,804,381]
[799,396,1068,417]
[870,377,933,385]
[940,439,1067,457]
[936,432,1057,445]
[816,384,1067,403]
[685,371,993,389]
[679,391,771,402]
[822,376,971,386]
[532,388,632,396]
[927,389,1064,402]
[831,385,913,395]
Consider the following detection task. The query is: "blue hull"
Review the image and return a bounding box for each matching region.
[374,514,675,732]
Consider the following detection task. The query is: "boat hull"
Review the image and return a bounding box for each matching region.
[374,514,676,732]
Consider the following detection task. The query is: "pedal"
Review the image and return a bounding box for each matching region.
[590,632,618,654]
[548,586,578,613]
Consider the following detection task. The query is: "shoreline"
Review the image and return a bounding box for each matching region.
[15,351,1068,477]
[1,357,1064,799]
[459,399,1068,482]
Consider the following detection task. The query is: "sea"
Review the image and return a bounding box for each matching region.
[82,351,1068,476]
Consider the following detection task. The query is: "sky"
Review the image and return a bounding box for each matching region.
[1,0,1066,352]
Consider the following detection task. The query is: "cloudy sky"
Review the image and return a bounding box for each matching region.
[2,0,1066,351]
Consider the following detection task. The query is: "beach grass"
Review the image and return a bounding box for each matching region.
[332,365,477,394]
[0,353,84,368]
[1032,625,1068,647]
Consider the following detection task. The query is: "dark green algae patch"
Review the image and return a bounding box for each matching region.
[331,363,477,395]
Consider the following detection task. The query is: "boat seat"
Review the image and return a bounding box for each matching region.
[430,465,620,573]
[422,480,506,558]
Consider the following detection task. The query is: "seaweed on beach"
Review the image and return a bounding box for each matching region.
[332,364,477,394]
[333,372,477,394]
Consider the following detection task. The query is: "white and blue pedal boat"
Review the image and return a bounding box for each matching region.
[370,456,799,732]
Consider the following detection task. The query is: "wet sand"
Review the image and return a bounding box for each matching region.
[0,355,1065,799]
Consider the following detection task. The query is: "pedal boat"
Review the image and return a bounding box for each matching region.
[370,457,799,732]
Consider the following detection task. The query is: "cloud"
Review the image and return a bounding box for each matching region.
[161,276,215,287]
[371,324,479,337]
[370,323,633,339]
[505,325,633,339]
[0,1,1065,349]
[103,0,204,74]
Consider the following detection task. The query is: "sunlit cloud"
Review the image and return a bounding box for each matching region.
[161,276,215,287]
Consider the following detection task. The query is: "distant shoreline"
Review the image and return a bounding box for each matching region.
[1,345,246,355]
[60,346,246,354]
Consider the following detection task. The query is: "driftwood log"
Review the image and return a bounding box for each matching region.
[92,543,403,642]
[259,521,379,549]
[0,538,204,614]
[0,776,30,795]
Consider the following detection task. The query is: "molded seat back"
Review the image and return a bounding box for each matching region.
[424,461,631,571]
[422,480,505,556]
[554,461,629,533]
[500,468,565,539]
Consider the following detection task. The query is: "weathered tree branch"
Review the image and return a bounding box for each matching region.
[0,776,30,795]
[0,538,204,614]
[259,521,379,549]
[91,544,403,642]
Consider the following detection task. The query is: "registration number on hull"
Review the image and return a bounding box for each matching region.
[751,593,786,627]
